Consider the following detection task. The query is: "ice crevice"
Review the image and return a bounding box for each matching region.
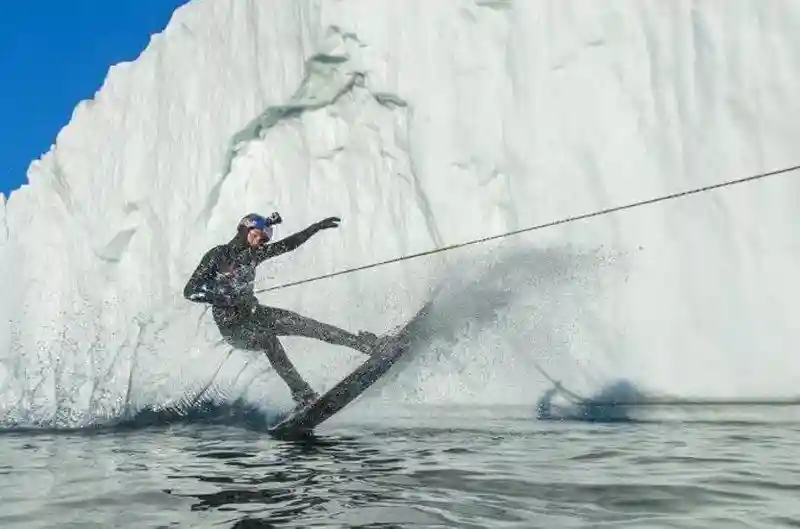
[190,23,443,252]
[198,26,386,226]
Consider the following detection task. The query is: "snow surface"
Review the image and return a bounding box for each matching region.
[2,0,800,428]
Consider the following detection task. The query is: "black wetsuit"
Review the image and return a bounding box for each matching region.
[183,220,373,403]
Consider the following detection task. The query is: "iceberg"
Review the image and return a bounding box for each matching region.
[2,0,799,429]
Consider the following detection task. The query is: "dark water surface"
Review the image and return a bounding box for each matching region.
[1,405,799,528]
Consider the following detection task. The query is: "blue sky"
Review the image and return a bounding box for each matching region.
[0,1,191,197]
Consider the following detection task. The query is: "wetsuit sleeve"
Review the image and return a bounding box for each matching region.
[252,223,321,264]
[183,246,230,306]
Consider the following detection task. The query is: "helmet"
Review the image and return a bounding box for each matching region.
[238,212,281,239]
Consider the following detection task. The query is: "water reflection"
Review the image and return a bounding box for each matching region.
[164,433,411,527]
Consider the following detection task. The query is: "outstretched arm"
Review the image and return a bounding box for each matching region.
[183,246,231,306]
[253,216,340,264]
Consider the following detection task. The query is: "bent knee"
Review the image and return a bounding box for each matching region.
[218,325,266,351]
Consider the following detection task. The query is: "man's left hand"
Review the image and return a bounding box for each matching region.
[316,216,341,230]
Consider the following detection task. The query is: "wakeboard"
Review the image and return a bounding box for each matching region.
[267,296,434,438]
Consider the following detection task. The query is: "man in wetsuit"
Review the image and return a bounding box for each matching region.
[183,212,379,408]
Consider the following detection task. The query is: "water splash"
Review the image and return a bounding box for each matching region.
[0,396,280,435]
[537,379,645,423]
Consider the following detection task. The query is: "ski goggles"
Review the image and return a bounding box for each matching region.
[258,224,274,239]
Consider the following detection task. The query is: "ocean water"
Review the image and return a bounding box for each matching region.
[1,404,798,529]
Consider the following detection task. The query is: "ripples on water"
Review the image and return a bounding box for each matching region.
[1,405,799,528]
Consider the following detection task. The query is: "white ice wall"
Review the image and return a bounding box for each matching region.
[1,0,799,427]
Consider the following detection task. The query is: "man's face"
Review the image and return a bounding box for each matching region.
[246,228,270,247]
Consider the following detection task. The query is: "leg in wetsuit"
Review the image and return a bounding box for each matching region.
[219,305,377,404]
